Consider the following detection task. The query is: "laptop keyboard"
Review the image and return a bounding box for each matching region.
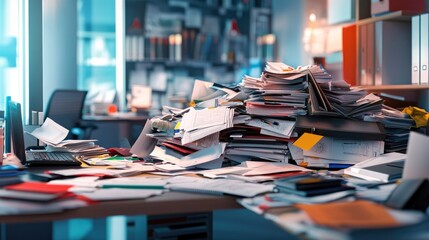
[26,152,82,166]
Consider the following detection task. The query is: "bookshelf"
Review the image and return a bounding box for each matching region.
[338,0,429,110]
[124,0,273,113]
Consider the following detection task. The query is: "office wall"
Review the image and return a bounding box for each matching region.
[42,0,77,112]
[272,0,328,67]
[272,0,305,67]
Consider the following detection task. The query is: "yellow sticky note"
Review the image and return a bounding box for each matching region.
[174,122,181,130]
[293,132,324,151]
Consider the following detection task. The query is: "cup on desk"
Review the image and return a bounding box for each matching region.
[90,103,111,115]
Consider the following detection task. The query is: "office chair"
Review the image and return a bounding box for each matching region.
[45,89,97,140]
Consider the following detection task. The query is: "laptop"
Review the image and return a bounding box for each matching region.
[8,101,81,167]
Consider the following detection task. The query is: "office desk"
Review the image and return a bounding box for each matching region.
[82,114,149,147]
[0,192,240,224]
[0,167,247,240]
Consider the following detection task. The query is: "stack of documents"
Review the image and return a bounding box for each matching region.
[309,67,383,119]
[242,64,308,117]
[364,106,415,153]
[221,123,294,163]
[190,80,246,109]
[46,140,109,156]
[29,118,108,156]
[298,136,385,168]
[0,181,89,215]
[294,115,386,168]
[179,106,234,145]
[197,161,311,182]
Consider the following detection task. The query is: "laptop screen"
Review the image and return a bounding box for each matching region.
[8,101,27,165]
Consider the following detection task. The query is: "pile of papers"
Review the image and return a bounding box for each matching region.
[138,61,418,171]
[309,67,383,119]
[364,106,414,153]
[29,118,108,156]
[179,106,235,145]
[242,62,308,117]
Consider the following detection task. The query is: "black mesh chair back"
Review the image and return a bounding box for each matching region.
[45,89,92,139]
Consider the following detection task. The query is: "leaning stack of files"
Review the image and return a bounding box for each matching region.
[331,92,383,119]
[274,176,355,197]
[46,139,109,157]
[364,105,415,153]
[309,66,383,119]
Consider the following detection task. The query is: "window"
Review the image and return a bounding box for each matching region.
[0,0,24,111]
[77,0,117,107]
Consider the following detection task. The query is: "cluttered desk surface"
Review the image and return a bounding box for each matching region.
[1,63,429,239]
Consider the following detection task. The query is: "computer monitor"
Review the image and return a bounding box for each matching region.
[8,101,27,164]
[4,96,11,153]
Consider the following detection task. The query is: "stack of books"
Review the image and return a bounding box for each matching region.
[274,176,355,197]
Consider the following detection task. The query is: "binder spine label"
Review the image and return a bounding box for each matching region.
[420,14,429,85]
[412,15,421,85]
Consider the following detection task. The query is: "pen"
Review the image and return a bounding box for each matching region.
[307,163,353,169]
[261,119,279,126]
[101,185,164,190]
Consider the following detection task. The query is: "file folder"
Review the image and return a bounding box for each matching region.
[420,13,429,85]
[359,23,375,86]
[374,21,411,85]
[295,115,385,141]
[412,15,421,85]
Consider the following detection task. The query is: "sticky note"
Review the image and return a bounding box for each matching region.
[293,132,323,151]
[174,122,181,130]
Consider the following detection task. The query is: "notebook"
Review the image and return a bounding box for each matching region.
[8,101,81,167]
[358,161,404,182]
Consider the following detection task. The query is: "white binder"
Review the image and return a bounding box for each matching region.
[420,13,429,85]
[412,15,421,85]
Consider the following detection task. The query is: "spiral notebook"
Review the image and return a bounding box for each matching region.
[167,179,274,198]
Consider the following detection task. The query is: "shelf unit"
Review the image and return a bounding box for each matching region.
[360,84,429,91]
[124,0,273,113]
[343,8,422,85]
[340,0,429,110]
[356,10,415,25]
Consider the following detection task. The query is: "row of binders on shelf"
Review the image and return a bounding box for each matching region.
[412,13,429,85]
[125,29,247,65]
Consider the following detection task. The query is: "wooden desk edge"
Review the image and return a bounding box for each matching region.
[0,192,241,224]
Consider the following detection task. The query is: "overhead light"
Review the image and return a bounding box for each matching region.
[309,13,317,22]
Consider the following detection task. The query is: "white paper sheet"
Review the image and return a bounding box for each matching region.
[130,120,158,158]
[177,143,225,168]
[29,118,69,145]
[404,132,429,179]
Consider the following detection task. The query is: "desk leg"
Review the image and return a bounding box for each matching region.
[124,216,147,240]
[147,212,213,240]
[1,222,52,240]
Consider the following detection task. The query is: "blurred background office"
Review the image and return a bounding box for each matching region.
[1,0,428,147]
